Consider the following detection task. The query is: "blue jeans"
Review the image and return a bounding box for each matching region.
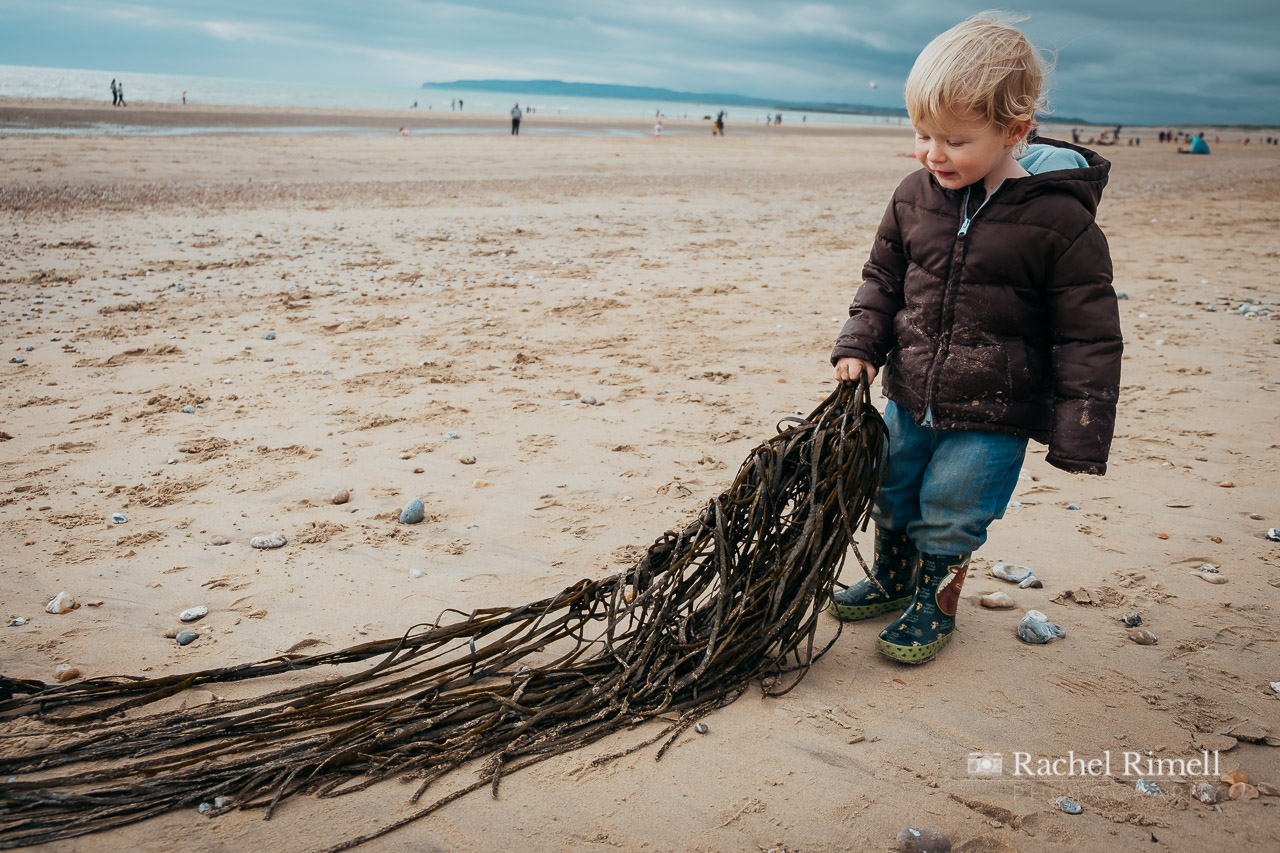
[871,401,1027,556]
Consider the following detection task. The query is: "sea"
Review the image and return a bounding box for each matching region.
[0,64,906,136]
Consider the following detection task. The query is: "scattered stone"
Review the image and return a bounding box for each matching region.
[1217,480,1234,488]
[459,455,477,465]
[1157,532,1169,540]
[207,535,230,546]
[111,512,128,524]
[248,609,268,619]
[1229,782,1260,801]
[1018,574,1043,589]
[1165,499,1193,508]
[473,479,489,488]
[1193,569,1228,584]
[222,378,232,385]
[1122,611,1143,626]
[250,531,287,549]
[1267,528,1280,543]
[164,628,178,638]
[1115,290,1129,299]
[896,827,951,853]
[1249,513,1264,520]
[992,562,1034,584]
[979,591,1014,609]
[9,617,26,627]
[1056,796,1083,814]
[413,467,424,474]
[694,722,709,734]
[445,431,460,440]
[331,489,350,505]
[399,498,425,525]
[46,592,77,614]
[179,605,209,623]
[182,405,196,414]
[409,568,426,579]
[54,664,81,683]
[1065,503,1080,511]
[1271,682,1280,695]
[1136,778,1162,795]
[9,356,24,364]
[1222,770,1249,784]
[265,331,276,340]
[579,395,599,405]
[176,630,198,646]
[1191,781,1218,804]
[1017,610,1066,644]
[1257,782,1279,797]
[1128,628,1158,645]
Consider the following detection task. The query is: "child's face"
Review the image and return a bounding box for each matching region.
[913,113,1024,191]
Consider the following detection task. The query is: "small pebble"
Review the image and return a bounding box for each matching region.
[1018,574,1043,589]
[265,331,276,340]
[1055,796,1082,815]
[222,378,232,385]
[1217,480,1234,488]
[250,531,288,549]
[580,395,598,405]
[179,605,208,623]
[1128,627,1158,645]
[263,356,273,362]
[9,617,26,627]
[1271,682,1280,694]
[9,356,24,364]
[559,400,573,407]
[694,722,709,734]
[445,431,460,440]
[979,591,1015,609]
[1122,611,1142,626]
[1136,778,1162,795]
[331,489,350,505]
[46,592,77,614]
[459,455,476,465]
[208,535,230,546]
[168,458,177,464]
[182,405,196,414]
[1193,569,1228,584]
[197,802,210,814]
[54,664,81,683]
[1192,781,1218,804]
[1249,513,1263,520]
[1229,782,1259,801]
[399,498,425,525]
[111,512,128,524]
[1065,503,1080,511]
[992,562,1033,583]
[1266,528,1280,543]
[473,479,489,488]
[1017,610,1066,645]
[409,568,426,579]
[896,827,951,853]
[1157,532,1169,540]
[176,630,198,645]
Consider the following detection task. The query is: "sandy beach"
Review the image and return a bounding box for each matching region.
[3,99,1279,852]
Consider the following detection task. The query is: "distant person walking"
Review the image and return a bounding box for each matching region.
[715,110,725,136]
[458,99,463,110]
[181,90,186,104]
[110,79,118,106]
[652,120,662,140]
[116,81,126,107]
[511,102,522,135]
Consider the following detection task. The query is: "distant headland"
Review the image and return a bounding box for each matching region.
[421,79,906,118]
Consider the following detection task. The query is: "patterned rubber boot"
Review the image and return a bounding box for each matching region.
[825,527,919,622]
[877,553,970,664]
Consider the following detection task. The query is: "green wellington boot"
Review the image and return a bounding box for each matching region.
[825,527,919,622]
[877,552,970,664]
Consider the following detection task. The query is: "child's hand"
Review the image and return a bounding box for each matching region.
[833,357,877,384]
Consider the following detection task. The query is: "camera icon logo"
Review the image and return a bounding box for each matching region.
[968,752,1003,775]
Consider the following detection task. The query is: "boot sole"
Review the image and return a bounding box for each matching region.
[824,595,912,622]
[877,631,953,664]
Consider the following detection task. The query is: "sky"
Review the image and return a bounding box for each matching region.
[1,0,1276,125]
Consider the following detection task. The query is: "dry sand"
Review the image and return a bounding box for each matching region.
[3,99,1280,852]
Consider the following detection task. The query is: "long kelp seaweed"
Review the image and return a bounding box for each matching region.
[0,379,886,851]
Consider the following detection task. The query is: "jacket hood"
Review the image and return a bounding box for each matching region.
[1006,136,1110,215]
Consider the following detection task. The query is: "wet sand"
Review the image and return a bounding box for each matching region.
[3,102,1280,852]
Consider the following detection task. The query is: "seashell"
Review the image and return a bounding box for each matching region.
[896,827,951,853]
[1157,532,1169,540]
[1055,796,1082,814]
[1122,611,1143,626]
[207,535,230,546]
[46,592,77,614]
[1017,610,1066,645]
[111,512,128,524]
[1229,782,1259,801]
[1221,770,1249,784]
[176,630,198,646]
[54,665,81,683]
[250,531,287,549]
[992,562,1033,583]
[1193,570,1227,584]
[399,499,425,525]
[979,591,1015,609]
[1128,628,1158,645]
[1266,528,1280,543]
[459,455,477,465]
[179,605,208,623]
[1191,781,1218,804]
[1135,778,1162,795]
[331,489,350,505]
[694,722,708,734]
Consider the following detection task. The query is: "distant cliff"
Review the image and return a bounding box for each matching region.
[421,79,904,116]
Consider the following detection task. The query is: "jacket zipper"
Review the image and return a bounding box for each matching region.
[923,181,1005,420]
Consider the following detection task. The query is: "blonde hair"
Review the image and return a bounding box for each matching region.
[904,12,1050,131]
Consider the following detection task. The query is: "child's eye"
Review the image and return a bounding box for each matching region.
[946,140,965,147]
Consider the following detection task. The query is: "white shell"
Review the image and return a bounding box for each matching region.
[179,605,209,622]
[46,591,76,614]
[250,531,288,549]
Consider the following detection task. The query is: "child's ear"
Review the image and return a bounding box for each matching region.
[1006,120,1032,148]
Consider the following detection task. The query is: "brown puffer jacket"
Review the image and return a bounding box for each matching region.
[831,137,1122,475]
